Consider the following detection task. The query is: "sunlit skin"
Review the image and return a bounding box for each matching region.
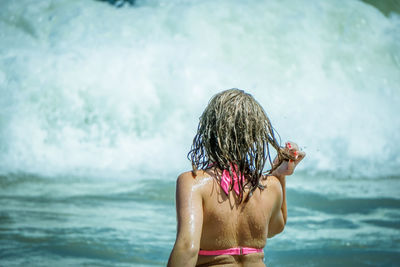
[168,142,306,267]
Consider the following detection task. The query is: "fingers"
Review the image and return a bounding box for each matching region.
[286,141,305,164]
[286,157,296,172]
[296,151,306,161]
[280,143,295,161]
[286,141,299,152]
[273,141,305,166]
[281,142,298,161]
[270,141,305,177]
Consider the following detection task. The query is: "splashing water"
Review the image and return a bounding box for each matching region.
[0,0,399,180]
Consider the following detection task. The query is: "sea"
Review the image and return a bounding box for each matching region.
[0,0,399,266]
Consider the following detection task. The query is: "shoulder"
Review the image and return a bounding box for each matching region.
[177,171,195,183]
[176,172,194,192]
[176,170,212,192]
[264,175,283,198]
[177,170,209,183]
[175,171,208,208]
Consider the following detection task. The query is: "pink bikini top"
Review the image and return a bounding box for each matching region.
[218,163,245,196]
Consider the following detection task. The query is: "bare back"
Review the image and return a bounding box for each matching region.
[194,169,282,266]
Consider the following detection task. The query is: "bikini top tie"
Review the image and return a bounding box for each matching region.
[220,164,244,196]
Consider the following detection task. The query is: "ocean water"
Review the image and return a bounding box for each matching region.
[0,0,399,266]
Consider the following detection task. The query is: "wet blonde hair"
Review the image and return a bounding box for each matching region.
[188,88,288,202]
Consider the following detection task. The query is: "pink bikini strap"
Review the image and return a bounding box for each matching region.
[198,247,263,256]
[220,163,244,196]
[207,162,244,196]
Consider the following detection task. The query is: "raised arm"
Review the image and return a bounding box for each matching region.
[267,175,286,238]
[167,172,203,267]
[268,142,306,238]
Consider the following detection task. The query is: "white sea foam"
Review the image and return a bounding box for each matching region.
[0,0,399,179]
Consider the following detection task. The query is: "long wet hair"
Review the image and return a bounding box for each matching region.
[188,89,288,202]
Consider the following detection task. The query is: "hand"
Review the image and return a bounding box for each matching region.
[272,141,306,178]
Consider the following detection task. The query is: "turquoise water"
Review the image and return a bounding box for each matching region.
[1,174,399,266]
[1,0,400,266]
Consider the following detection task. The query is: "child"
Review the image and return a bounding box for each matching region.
[168,89,305,267]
